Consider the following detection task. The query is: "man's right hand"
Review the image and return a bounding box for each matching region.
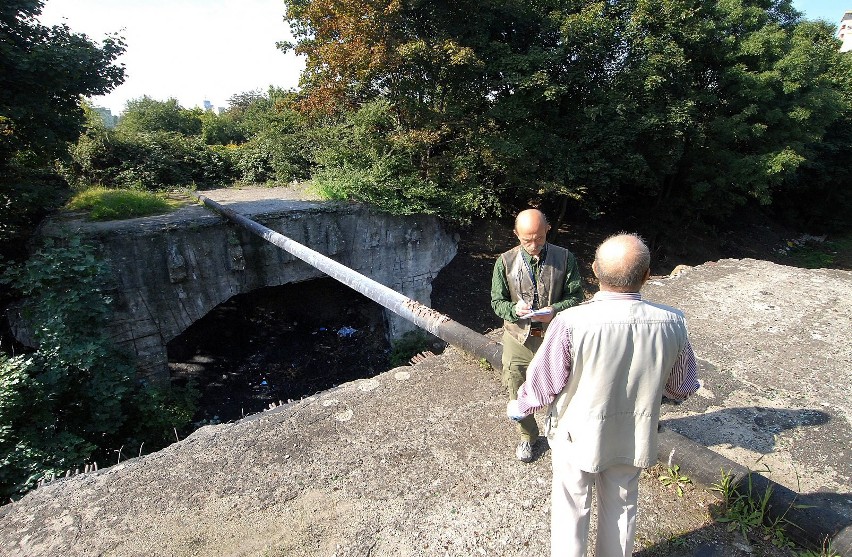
[515,299,532,317]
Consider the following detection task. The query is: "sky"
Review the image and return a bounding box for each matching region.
[38,0,305,115]
[37,0,850,116]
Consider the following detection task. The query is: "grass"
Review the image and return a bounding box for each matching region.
[67,187,182,221]
[786,233,852,270]
[710,469,840,556]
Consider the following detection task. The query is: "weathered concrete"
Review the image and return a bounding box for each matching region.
[0,346,761,557]
[25,188,457,383]
[1,258,849,556]
[648,259,852,530]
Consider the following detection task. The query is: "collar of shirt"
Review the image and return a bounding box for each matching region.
[592,291,642,301]
[522,243,548,266]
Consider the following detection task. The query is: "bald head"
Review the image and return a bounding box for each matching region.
[514,209,550,256]
[593,233,651,292]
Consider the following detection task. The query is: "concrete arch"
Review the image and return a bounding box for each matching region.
[36,193,457,383]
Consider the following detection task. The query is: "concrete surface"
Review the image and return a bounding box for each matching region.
[0,346,773,557]
[0,258,849,556]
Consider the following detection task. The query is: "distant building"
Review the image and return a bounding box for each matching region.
[92,106,117,128]
[203,99,214,111]
[840,11,852,52]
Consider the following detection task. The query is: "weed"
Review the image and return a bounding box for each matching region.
[786,233,852,269]
[797,539,841,557]
[67,186,180,220]
[658,464,692,497]
[710,468,822,552]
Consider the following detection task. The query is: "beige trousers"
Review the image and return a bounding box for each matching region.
[550,446,642,557]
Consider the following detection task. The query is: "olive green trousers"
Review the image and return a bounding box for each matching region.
[501,331,543,442]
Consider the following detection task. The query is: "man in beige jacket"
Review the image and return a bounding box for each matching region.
[508,233,699,557]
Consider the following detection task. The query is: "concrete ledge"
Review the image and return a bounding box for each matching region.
[658,426,852,555]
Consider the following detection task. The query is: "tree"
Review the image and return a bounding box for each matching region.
[0,0,125,259]
[282,0,850,231]
[0,0,125,165]
[116,97,202,136]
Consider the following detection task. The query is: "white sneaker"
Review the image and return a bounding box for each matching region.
[516,440,533,462]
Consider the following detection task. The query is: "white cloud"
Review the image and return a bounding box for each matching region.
[39,0,304,114]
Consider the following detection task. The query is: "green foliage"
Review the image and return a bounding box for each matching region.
[0,235,196,499]
[389,330,432,367]
[0,236,133,497]
[798,542,841,557]
[0,0,124,166]
[66,187,180,220]
[784,234,852,269]
[116,97,202,136]
[66,126,236,190]
[0,166,68,260]
[230,100,312,184]
[199,110,246,146]
[284,0,851,229]
[711,468,804,550]
[311,99,501,222]
[0,1,124,260]
[658,464,692,497]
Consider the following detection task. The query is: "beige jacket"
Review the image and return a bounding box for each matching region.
[546,298,689,472]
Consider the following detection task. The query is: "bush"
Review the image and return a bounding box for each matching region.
[0,235,196,499]
[66,128,237,190]
[0,164,69,261]
[231,108,312,184]
[311,100,501,223]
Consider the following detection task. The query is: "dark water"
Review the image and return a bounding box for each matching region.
[167,278,391,423]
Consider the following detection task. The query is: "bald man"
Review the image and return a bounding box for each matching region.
[491,209,583,462]
[507,233,699,557]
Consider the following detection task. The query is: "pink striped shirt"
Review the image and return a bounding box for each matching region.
[516,291,699,415]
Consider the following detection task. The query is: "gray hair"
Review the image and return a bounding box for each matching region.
[594,233,651,290]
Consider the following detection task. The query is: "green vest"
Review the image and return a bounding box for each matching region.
[501,244,570,344]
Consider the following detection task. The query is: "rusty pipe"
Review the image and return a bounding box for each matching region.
[190,192,503,370]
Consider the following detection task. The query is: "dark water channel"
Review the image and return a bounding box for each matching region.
[167,278,391,424]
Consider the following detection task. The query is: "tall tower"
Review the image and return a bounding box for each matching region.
[840,11,852,52]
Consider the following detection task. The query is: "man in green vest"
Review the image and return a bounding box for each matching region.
[491,208,584,462]
[507,233,699,556]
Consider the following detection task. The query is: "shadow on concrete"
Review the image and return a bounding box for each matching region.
[663,406,830,455]
[657,427,852,555]
[633,522,753,557]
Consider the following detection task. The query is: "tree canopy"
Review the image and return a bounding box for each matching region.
[0,0,125,256]
[0,0,125,166]
[281,0,851,229]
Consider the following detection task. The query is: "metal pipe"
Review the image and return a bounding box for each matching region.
[190,192,503,369]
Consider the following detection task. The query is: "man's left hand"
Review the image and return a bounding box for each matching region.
[507,400,525,421]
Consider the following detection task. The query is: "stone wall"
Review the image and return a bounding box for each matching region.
[31,197,457,383]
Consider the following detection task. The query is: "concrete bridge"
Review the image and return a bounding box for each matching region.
[27,187,457,383]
